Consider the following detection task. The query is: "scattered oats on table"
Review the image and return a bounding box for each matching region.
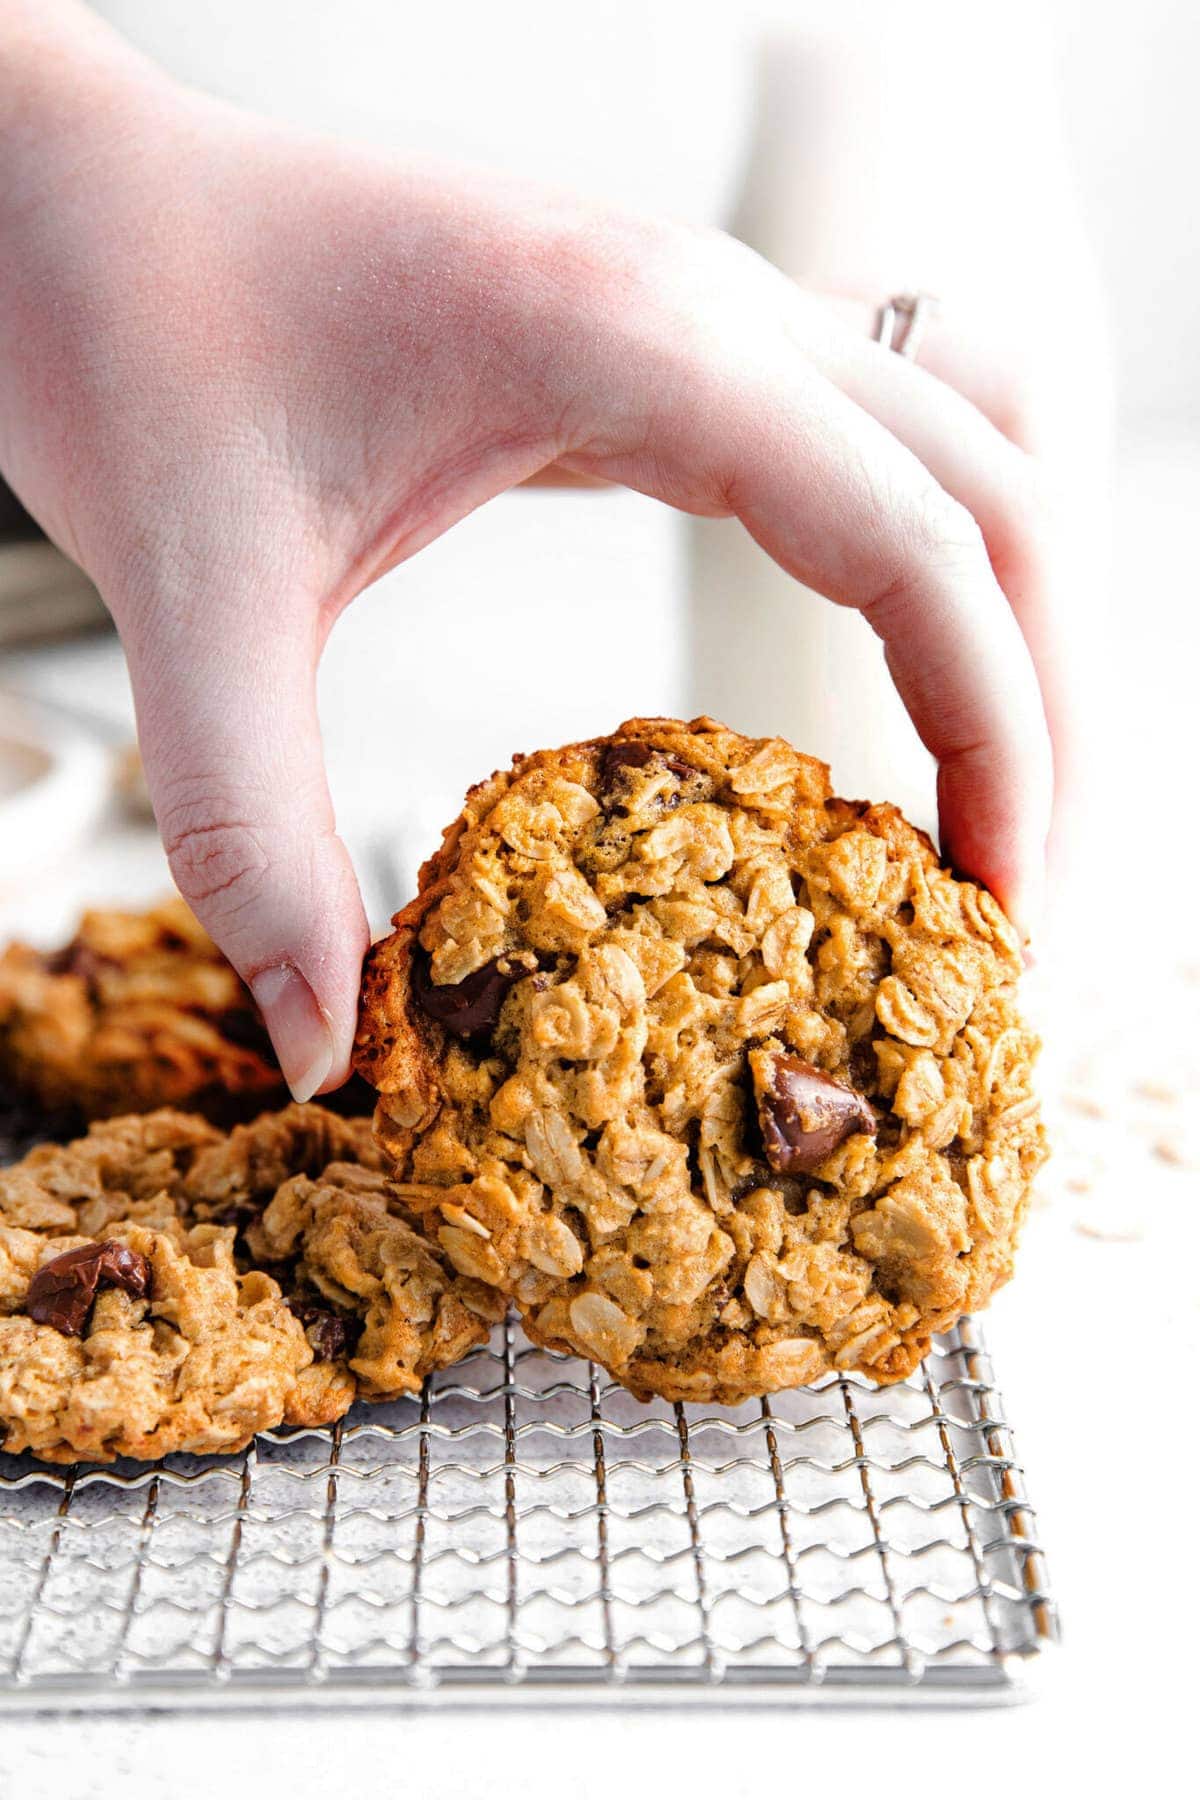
[355,716,1047,1404]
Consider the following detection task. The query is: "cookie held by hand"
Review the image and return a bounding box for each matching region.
[355,716,1046,1403]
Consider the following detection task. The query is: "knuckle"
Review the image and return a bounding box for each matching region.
[932,303,1044,451]
[862,486,989,626]
[1004,446,1063,540]
[990,350,1043,454]
[160,805,272,920]
[904,486,989,572]
[646,223,775,320]
[660,221,760,278]
[511,213,769,456]
[532,212,760,335]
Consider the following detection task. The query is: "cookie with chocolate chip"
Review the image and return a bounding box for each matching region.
[0,896,285,1123]
[356,716,1046,1403]
[0,1104,494,1458]
[0,1216,313,1463]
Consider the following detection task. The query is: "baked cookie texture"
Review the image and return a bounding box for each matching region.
[249,1163,501,1416]
[0,1218,312,1463]
[356,716,1047,1403]
[0,1105,495,1460]
[0,897,285,1122]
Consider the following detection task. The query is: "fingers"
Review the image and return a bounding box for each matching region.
[784,294,1077,799]
[788,294,1051,608]
[118,590,369,1099]
[567,326,1052,935]
[800,292,1046,452]
[787,291,1106,953]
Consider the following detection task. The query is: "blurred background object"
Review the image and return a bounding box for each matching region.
[0,691,113,900]
[0,476,110,649]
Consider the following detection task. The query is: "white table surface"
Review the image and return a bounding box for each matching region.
[0,440,1196,1797]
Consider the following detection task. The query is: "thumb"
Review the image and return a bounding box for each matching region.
[121,593,369,1101]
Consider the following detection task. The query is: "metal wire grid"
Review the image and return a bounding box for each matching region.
[0,1313,1056,1710]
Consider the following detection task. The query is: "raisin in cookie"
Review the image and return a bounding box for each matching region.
[355,716,1046,1403]
[0,1217,313,1463]
[0,1104,494,1450]
[0,897,284,1122]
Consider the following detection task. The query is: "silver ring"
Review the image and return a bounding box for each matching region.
[875,292,938,362]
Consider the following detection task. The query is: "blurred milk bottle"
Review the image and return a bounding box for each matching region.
[689,21,951,830]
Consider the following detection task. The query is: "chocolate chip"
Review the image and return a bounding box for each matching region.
[287,1297,358,1361]
[26,1241,152,1337]
[599,740,655,782]
[208,1200,262,1233]
[411,949,539,1039]
[753,1053,876,1175]
[598,740,700,796]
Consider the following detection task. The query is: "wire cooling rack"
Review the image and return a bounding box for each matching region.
[0,1312,1055,1710]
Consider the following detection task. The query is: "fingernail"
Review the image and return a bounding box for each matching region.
[250,965,334,1103]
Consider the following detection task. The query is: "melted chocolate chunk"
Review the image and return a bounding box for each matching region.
[754,1054,876,1175]
[598,739,699,796]
[26,1241,152,1337]
[411,949,539,1040]
[599,740,654,783]
[287,1297,358,1361]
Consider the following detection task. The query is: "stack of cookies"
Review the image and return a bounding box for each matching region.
[0,718,1046,1463]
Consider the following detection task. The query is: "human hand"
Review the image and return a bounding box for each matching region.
[0,3,1056,1098]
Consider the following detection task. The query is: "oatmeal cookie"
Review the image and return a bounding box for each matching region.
[181,1102,383,1226]
[0,1217,312,1463]
[0,897,285,1121]
[355,716,1046,1403]
[0,1107,221,1237]
[0,1104,494,1449]
[183,1110,496,1417]
[249,1162,499,1414]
